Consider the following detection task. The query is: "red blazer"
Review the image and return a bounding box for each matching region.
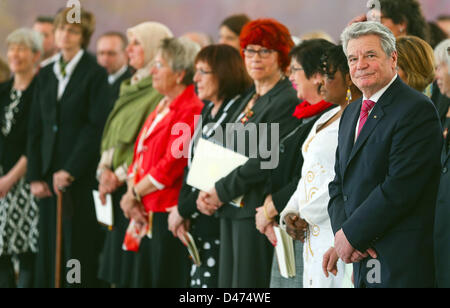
[129,85,203,212]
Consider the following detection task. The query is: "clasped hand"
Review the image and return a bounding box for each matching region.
[334,229,377,264]
[196,188,223,216]
[120,189,148,228]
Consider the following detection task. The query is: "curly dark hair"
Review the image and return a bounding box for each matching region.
[379,0,429,42]
[321,45,349,81]
[289,39,335,79]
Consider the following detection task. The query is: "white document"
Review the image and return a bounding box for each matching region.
[187,138,248,207]
[274,226,296,279]
[92,190,113,228]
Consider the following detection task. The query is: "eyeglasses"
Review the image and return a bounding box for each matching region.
[57,25,82,36]
[290,66,304,73]
[243,48,275,59]
[195,68,213,75]
[154,61,167,70]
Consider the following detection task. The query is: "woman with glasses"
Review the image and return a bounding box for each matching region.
[120,37,203,287]
[257,39,336,288]
[27,8,112,288]
[196,19,299,288]
[97,22,173,288]
[167,44,252,288]
[279,45,361,288]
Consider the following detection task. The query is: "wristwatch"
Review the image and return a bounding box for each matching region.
[132,186,142,203]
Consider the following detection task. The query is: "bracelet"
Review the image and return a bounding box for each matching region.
[263,203,273,222]
[132,186,141,203]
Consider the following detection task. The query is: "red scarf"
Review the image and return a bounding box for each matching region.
[292,100,333,119]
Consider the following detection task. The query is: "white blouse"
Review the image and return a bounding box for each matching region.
[280,107,340,231]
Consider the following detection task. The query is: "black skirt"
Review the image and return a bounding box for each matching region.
[97,185,135,287]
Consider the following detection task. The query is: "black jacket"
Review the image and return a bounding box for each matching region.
[264,107,335,216]
[434,117,450,288]
[215,77,299,220]
[27,51,112,182]
[328,77,442,287]
[178,96,242,238]
[0,78,36,173]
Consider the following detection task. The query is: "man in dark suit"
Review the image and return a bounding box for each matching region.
[433,42,450,288]
[96,32,132,100]
[328,21,443,288]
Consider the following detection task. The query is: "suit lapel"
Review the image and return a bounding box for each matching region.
[344,76,401,172]
[341,100,360,174]
[60,53,87,102]
[442,143,450,165]
[347,104,385,164]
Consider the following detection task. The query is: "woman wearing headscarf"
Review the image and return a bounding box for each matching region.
[120,37,203,287]
[97,22,173,288]
[27,8,112,288]
[0,28,41,288]
[196,18,299,288]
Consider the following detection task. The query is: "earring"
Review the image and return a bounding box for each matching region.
[346,87,352,103]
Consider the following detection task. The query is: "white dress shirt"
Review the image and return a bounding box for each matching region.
[108,65,128,85]
[53,50,85,101]
[355,74,398,142]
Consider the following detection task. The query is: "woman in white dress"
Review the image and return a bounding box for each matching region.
[280,45,361,288]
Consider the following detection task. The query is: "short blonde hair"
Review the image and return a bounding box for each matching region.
[397,35,435,92]
[54,7,95,49]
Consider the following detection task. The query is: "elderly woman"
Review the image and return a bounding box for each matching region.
[120,37,203,287]
[396,36,435,95]
[254,39,335,288]
[167,44,252,288]
[97,22,172,288]
[196,18,299,288]
[279,45,362,288]
[0,28,41,288]
[434,38,450,288]
[218,14,251,50]
[27,8,112,288]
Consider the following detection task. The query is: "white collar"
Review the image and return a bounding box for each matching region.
[53,49,84,80]
[363,74,397,103]
[108,65,128,85]
[40,53,59,68]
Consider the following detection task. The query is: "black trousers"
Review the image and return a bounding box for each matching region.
[218,217,274,288]
[0,253,35,288]
[33,179,105,288]
[130,212,190,288]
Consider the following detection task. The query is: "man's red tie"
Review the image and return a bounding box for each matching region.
[357,99,376,138]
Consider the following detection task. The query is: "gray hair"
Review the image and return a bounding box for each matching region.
[341,21,396,58]
[6,28,43,54]
[434,38,450,68]
[159,37,201,85]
